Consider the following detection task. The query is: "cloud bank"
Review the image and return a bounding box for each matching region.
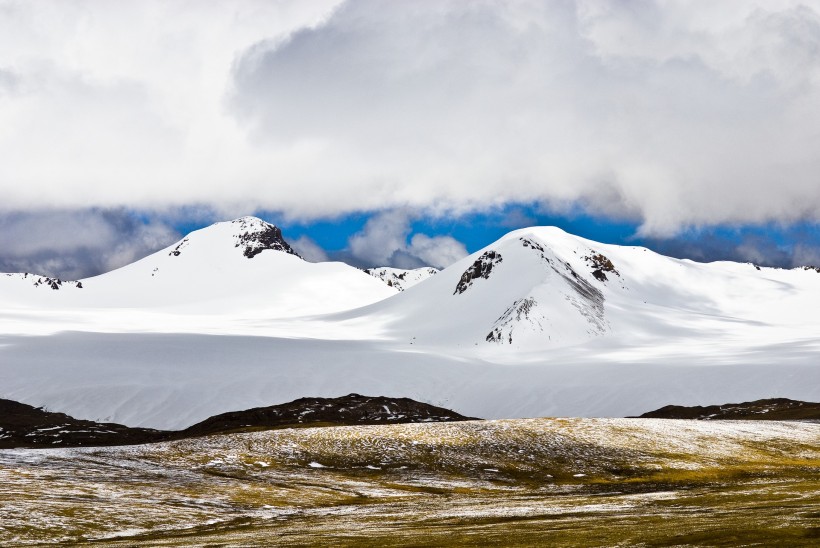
[0,210,179,279]
[346,210,467,269]
[1,1,820,235]
[289,235,329,263]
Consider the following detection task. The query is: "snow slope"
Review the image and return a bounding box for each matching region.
[2,220,820,428]
[346,226,820,355]
[0,217,395,334]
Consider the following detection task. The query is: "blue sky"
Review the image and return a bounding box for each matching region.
[195,204,820,270]
[271,206,636,258]
[1,203,819,280]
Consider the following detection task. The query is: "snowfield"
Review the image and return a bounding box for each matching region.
[2,217,820,428]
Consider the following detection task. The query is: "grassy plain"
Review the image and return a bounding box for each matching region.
[1,418,818,546]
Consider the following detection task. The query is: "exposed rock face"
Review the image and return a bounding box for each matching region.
[557,262,607,334]
[182,394,477,437]
[168,238,189,256]
[584,252,619,282]
[0,394,478,449]
[481,237,609,345]
[486,298,539,344]
[165,217,302,260]
[635,398,820,421]
[520,237,546,254]
[3,273,83,290]
[364,267,439,291]
[0,399,164,448]
[454,251,502,294]
[231,217,301,259]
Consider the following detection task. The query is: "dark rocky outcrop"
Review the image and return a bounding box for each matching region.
[0,399,167,448]
[634,398,820,421]
[454,251,502,294]
[486,297,537,344]
[168,237,189,256]
[364,267,439,292]
[6,273,83,290]
[232,218,301,259]
[584,252,618,282]
[166,218,301,260]
[182,394,477,437]
[0,394,478,449]
[520,237,546,254]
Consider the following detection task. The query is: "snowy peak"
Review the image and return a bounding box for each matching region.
[464,231,613,346]
[229,216,301,259]
[0,215,394,318]
[454,251,502,294]
[362,226,629,349]
[83,215,392,314]
[169,216,301,260]
[364,266,439,291]
[451,227,622,296]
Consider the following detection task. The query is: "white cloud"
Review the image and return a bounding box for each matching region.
[348,211,413,266]
[0,0,341,212]
[406,234,468,271]
[790,244,820,268]
[289,235,329,263]
[0,209,180,278]
[1,1,820,235]
[346,210,467,269]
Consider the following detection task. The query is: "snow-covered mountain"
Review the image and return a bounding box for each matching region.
[345,226,820,353]
[351,228,616,349]
[2,219,820,429]
[364,266,438,291]
[0,216,395,320]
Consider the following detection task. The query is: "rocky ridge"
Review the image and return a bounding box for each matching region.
[3,272,83,290]
[364,266,439,291]
[0,394,477,448]
[636,398,820,421]
[230,216,301,259]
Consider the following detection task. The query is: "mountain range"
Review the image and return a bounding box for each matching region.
[2,216,820,429]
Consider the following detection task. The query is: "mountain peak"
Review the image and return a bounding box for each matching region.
[225,216,301,259]
[165,216,302,260]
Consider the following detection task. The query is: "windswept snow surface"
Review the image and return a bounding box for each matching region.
[2,220,820,428]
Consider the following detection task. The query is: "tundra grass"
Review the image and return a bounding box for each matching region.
[0,418,818,546]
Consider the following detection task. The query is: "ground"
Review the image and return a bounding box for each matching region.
[0,418,818,546]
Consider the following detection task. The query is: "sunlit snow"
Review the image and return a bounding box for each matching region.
[2,217,820,429]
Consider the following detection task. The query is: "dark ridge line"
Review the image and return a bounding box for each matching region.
[0,393,479,449]
[633,397,820,421]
